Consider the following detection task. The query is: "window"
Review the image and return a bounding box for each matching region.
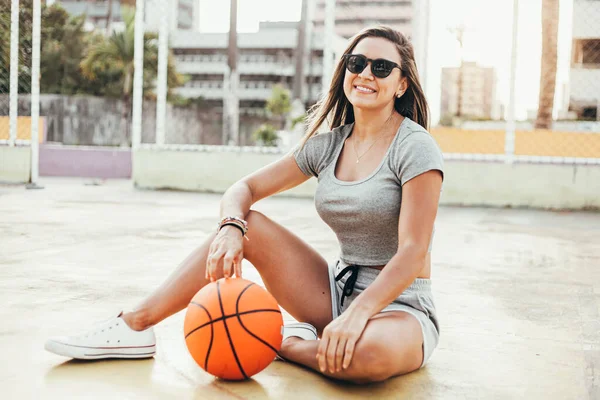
[572,39,600,66]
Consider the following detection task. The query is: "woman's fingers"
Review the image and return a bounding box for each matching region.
[316,335,329,372]
[222,251,235,278]
[205,231,245,282]
[234,253,243,278]
[206,249,224,282]
[335,337,347,372]
[342,338,356,369]
[326,336,339,373]
[318,319,363,374]
[205,244,215,280]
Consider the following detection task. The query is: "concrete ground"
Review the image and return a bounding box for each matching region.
[1,178,598,400]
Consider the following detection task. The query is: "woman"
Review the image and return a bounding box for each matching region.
[45,26,444,384]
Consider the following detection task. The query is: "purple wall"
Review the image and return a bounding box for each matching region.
[39,144,132,179]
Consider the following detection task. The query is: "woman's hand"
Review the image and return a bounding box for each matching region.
[317,307,371,374]
[205,226,245,281]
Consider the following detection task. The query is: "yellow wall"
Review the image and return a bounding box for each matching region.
[1,118,598,158]
[430,128,505,154]
[430,127,600,158]
[0,117,45,143]
[514,130,600,158]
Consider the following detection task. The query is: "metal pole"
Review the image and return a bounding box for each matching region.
[306,0,315,103]
[321,0,335,95]
[131,0,145,149]
[505,0,519,164]
[28,0,42,189]
[420,0,430,95]
[293,0,309,102]
[223,0,238,145]
[155,0,169,145]
[9,0,19,147]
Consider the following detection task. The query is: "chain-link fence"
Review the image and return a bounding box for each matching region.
[431,0,600,164]
[1,0,34,146]
[142,0,600,164]
[2,0,600,169]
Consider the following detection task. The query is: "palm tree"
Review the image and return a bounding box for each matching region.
[105,0,114,35]
[535,0,559,129]
[80,6,184,145]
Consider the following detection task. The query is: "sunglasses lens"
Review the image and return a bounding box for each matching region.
[346,55,367,74]
[345,55,395,78]
[372,60,393,78]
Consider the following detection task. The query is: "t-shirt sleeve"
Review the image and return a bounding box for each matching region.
[395,131,444,186]
[293,133,333,178]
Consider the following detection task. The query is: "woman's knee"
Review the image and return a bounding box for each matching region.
[244,209,264,223]
[344,340,395,384]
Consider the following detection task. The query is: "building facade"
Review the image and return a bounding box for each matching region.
[569,0,600,120]
[51,0,197,32]
[440,62,496,120]
[145,0,197,32]
[171,22,346,112]
[312,0,413,39]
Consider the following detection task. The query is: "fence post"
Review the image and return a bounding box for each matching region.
[131,0,145,150]
[9,0,19,147]
[27,0,42,189]
[155,0,169,146]
[321,0,336,94]
[505,0,519,164]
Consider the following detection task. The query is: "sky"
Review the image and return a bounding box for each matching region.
[197,0,575,123]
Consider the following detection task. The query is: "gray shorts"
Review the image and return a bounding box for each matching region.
[328,259,440,368]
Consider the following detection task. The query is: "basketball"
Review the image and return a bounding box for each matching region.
[184,277,284,380]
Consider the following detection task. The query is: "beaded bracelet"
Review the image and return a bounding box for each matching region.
[217,216,249,240]
[220,222,245,237]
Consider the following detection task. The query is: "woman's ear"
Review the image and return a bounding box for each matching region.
[396,77,408,98]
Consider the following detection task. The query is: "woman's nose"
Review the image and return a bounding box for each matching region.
[358,62,374,80]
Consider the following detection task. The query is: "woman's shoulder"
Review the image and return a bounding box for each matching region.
[306,123,352,149]
[293,123,352,177]
[395,118,441,151]
[388,118,444,184]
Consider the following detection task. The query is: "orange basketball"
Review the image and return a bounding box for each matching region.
[184,278,283,380]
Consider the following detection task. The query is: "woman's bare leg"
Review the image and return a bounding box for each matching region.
[123,210,333,333]
[278,312,424,384]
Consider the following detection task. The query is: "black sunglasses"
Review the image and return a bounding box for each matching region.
[342,54,401,79]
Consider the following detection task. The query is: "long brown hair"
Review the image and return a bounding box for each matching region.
[301,26,429,147]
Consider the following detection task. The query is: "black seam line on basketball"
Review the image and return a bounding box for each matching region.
[217,281,248,380]
[185,301,214,370]
[236,282,280,354]
[185,305,281,337]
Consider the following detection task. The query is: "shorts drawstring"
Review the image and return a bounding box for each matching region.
[334,264,359,307]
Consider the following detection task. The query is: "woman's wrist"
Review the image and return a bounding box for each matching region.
[218,224,245,237]
[346,294,380,319]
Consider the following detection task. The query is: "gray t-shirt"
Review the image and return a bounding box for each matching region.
[294,117,444,266]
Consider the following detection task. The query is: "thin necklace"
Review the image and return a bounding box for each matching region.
[352,113,398,164]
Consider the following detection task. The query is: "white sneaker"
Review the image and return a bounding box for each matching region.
[44,312,156,360]
[275,322,318,361]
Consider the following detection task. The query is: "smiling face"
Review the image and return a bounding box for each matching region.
[343,37,407,111]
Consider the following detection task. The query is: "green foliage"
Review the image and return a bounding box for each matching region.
[438,113,455,127]
[40,6,95,94]
[291,114,306,129]
[0,0,35,94]
[169,95,208,107]
[266,84,291,117]
[252,123,279,147]
[81,6,184,100]
[0,1,184,99]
